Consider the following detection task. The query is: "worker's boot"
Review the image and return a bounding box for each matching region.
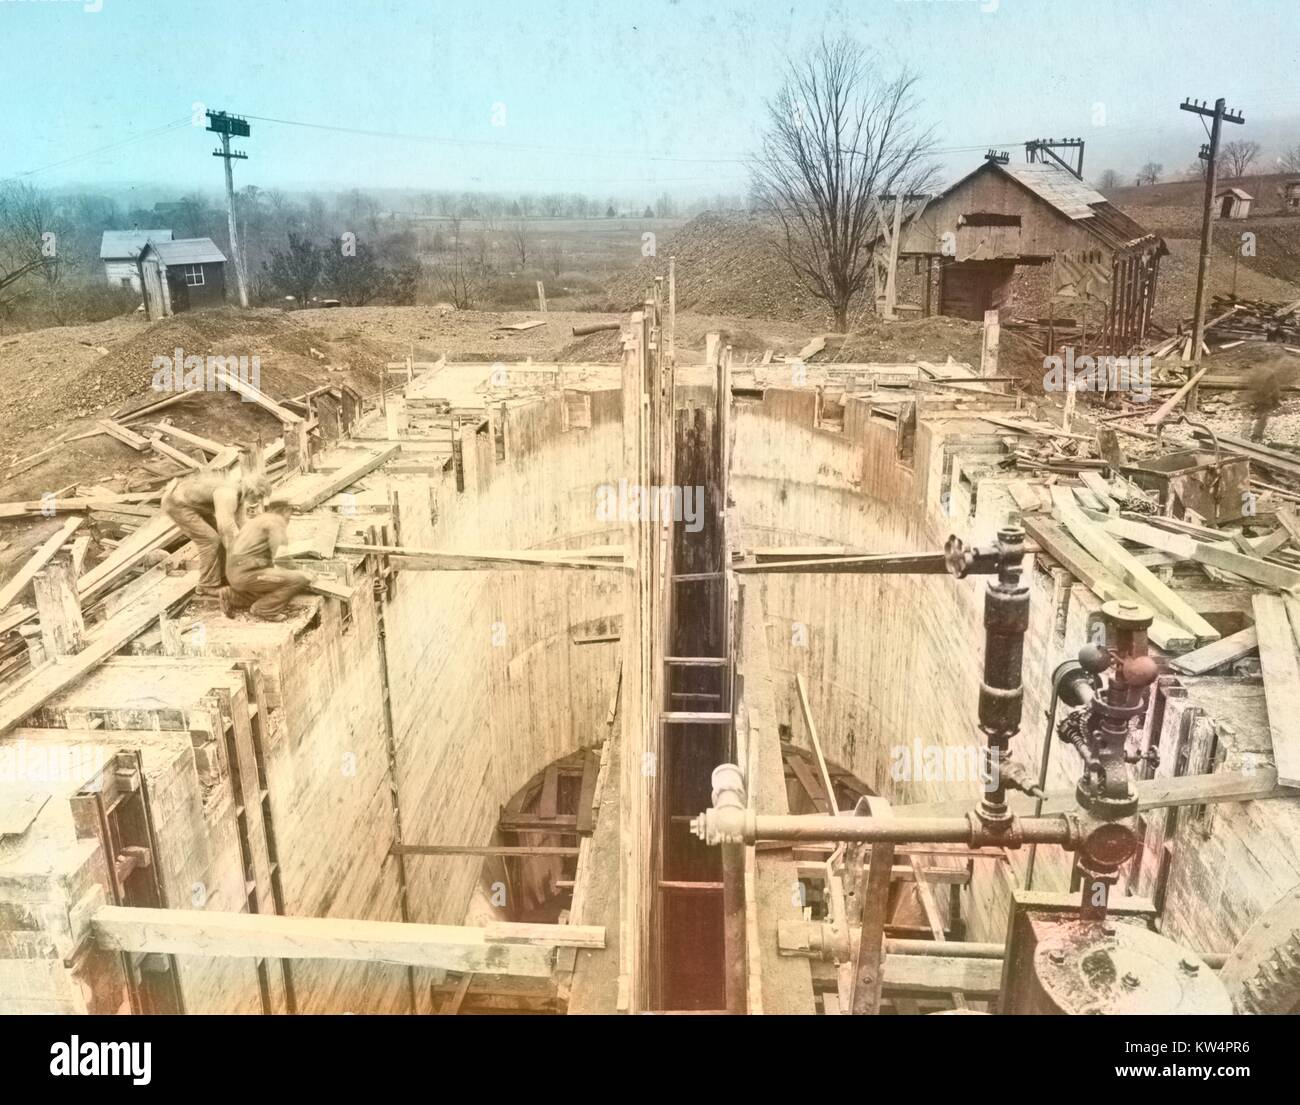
[219,586,237,619]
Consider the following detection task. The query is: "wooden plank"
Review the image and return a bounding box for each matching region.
[392,844,580,857]
[1144,366,1211,427]
[576,751,600,834]
[0,517,83,612]
[0,571,197,736]
[1101,514,1300,595]
[1051,487,1220,643]
[333,543,622,572]
[795,673,839,815]
[209,369,304,424]
[882,954,1002,998]
[1021,515,1195,651]
[0,492,160,521]
[147,422,224,455]
[1168,627,1258,675]
[97,419,151,451]
[908,855,965,1008]
[1254,594,1300,788]
[288,445,401,511]
[482,922,605,948]
[90,906,590,976]
[850,835,895,1014]
[149,435,203,470]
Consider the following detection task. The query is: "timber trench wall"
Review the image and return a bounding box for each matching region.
[0,388,624,1014]
[730,388,1300,953]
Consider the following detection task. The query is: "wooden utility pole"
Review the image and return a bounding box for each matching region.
[1181,96,1245,413]
[206,110,251,308]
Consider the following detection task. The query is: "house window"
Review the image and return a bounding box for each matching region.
[184,265,205,287]
[120,277,133,289]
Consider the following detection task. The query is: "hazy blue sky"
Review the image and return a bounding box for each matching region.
[3,0,1297,201]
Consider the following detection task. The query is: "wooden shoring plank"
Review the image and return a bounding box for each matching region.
[0,570,197,736]
[90,906,598,975]
[147,422,224,455]
[0,492,160,521]
[1254,594,1300,788]
[1051,487,1220,643]
[0,517,83,612]
[149,434,203,470]
[908,855,965,1009]
[1168,627,1258,675]
[786,752,831,813]
[575,751,600,834]
[288,445,400,510]
[795,673,839,815]
[391,844,580,857]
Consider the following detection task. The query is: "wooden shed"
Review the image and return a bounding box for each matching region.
[1215,187,1252,219]
[137,237,228,319]
[100,229,172,291]
[1284,180,1300,212]
[883,158,1166,353]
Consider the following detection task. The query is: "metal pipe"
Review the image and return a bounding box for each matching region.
[694,809,1079,848]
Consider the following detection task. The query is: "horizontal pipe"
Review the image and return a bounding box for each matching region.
[749,814,1074,846]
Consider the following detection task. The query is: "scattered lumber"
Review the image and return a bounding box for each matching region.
[498,320,546,331]
[1022,515,1195,650]
[0,518,83,613]
[1099,513,1300,595]
[1252,594,1300,788]
[1191,430,1300,481]
[149,434,203,470]
[0,570,198,736]
[1051,488,1219,644]
[147,422,224,455]
[97,419,151,451]
[1144,366,1210,428]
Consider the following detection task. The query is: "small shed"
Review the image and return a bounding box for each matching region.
[100,229,172,291]
[1283,180,1300,212]
[1215,187,1252,219]
[137,238,228,319]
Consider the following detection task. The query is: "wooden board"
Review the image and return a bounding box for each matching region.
[1168,627,1258,676]
[288,445,401,511]
[0,570,197,736]
[90,905,595,977]
[0,517,83,612]
[209,369,304,424]
[1254,594,1300,788]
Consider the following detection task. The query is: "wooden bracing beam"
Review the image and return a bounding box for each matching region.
[91,906,604,978]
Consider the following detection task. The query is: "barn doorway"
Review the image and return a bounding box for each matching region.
[939,261,1015,321]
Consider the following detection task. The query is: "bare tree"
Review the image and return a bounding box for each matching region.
[508,220,530,268]
[1221,140,1261,178]
[1280,144,1300,173]
[1096,168,1122,191]
[1185,159,1209,181]
[430,216,481,308]
[750,36,937,330]
[0,183,65,318]
[1136,162,1163,186]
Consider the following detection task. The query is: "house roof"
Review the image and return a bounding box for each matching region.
[142,237,227,266]
[100,229,172,260]
[1003,163,1106,219]
[1216,187,1253,200]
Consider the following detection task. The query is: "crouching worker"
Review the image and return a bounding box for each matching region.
[219,500,312,622]
[161,459,270,596]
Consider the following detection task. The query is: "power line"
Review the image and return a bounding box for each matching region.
[1,117,192,184]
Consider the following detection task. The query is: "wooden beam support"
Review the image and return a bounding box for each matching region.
[333,542,623,572]
[90,906,603,976]
[0,517,83,612]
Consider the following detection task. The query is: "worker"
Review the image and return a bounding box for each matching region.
[160,458,271,596]
[219,500,312,621]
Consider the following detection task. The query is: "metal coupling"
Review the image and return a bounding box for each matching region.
[691,764,754,844]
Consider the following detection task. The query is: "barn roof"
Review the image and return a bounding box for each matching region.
[884,159,1165,255]
[100,229,172,259]
[142,237,227,265]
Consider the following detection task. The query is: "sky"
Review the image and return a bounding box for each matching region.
[2,0,1298,203]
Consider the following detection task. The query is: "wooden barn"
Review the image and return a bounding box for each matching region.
[1283,180,1300,212]
[100,229,172,291]
[882,157,1167,353]
[137,237,228,319]
[1215,187,1253,219]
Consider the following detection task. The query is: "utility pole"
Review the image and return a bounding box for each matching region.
[206,110,251,308]
[1180,97,1244,412]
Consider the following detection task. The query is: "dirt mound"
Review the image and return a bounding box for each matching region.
[605,213,847,323]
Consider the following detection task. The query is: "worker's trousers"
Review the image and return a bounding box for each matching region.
[225,565,311,619]
[161,494,225,591]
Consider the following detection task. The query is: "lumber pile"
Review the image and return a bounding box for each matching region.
[1205,295,1300,346]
